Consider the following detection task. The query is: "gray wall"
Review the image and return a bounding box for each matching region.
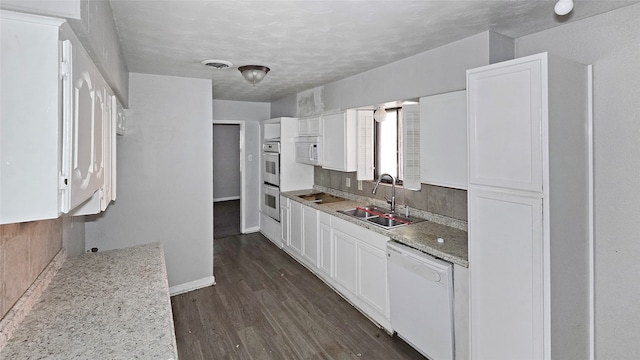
[516,4,640,358]
[85,73,214,292]
[213,124,240,200]
[213,99,270,121]
[272,31,513,117]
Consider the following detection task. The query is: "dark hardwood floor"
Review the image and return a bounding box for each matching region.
[171,232,426,360]
[214,200,241,238]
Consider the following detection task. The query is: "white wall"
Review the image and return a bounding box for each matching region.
[62,216,85,257]
[213,124,240,200]
[272,31,514,117]
[516,5,640,358]
[85,73,214,293]
[212,99,270,121]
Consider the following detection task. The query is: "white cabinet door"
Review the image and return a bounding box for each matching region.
[318,212,333,276]
[467,58,543,193]
[357,241,388,316]
[280,197,289,249]
[420,90,468,190]
[468,188,543,360]
[0,12,64,224]
[301,205,318,267]
[298,116,321,136]
[322,111,357,172]
[288,200,303,256]
[67,39,99,210]
[332,228,358,294]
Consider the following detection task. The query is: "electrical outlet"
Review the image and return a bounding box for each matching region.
[345,177,351,188]
[358,180,363,191]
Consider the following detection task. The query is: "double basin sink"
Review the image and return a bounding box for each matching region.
[339,205,417,229]
[297,192,422,229]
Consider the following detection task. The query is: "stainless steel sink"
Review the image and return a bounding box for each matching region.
[340,205,385,218]
[366,215,412,228]
[339,205,420,229]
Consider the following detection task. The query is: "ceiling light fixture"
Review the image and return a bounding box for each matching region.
[200,59,233,69]
[554,0,574,15]
[238,65,270,86]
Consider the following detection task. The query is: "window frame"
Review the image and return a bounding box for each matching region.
[373,107,404,186]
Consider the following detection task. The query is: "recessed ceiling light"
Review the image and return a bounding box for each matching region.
[200,59,233,69]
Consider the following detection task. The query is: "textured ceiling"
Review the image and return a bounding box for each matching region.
[109,0,638,102]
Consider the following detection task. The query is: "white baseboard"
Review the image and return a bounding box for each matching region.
[213,196,240,202]
[242,226,260,233]
[169,275,216,296]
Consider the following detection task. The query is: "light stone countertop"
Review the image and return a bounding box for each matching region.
[0,243,178,360]
[282,188,469,267]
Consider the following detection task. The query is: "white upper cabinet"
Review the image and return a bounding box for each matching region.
[0,11,65,224]
[298,115,322,136]
[420,91,468,190]
[468,60,543,193]
[322,110,357,172]
[0,10,116,224]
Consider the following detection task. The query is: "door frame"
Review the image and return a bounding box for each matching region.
[212,120,247,232]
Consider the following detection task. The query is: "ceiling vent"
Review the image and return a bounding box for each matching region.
[200,59,233,69]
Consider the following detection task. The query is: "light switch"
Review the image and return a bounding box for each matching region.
[248,154,252,161]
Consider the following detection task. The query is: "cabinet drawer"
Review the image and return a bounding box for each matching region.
[332,216,388,250]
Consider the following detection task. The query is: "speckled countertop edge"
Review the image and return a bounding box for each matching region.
[0,248,66,350]
[282,187,469,268]
[0,242,178,360]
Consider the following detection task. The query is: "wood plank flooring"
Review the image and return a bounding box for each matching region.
[171,232,426,360]
[214,200,241,238]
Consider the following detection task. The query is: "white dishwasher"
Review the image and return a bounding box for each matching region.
[387,241,454,360]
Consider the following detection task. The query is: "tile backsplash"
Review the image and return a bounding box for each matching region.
[314,167,467,221]
[0,219,62,320]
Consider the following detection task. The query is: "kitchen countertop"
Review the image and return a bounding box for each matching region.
[282,188,469,267]
[0,243,178,359]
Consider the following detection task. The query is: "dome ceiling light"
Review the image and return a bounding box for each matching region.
[238,65,270,86]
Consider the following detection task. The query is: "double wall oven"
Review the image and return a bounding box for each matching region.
[262,141,280,221]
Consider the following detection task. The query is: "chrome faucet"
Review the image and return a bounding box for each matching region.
[372,173,396,213]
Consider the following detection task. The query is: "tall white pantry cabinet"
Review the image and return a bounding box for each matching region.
[467,52,591,360]
[0,11,118,224]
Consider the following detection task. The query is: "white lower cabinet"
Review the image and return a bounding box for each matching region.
[357,241,388,315]
[318,212,333,277]
[280,199,391,331]
[278,196,289,249]
[288,200,303,257]
[301,206,319,267]
[332,228,358,294]
[332,216,390,330]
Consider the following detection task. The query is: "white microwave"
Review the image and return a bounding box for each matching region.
[295,136,322,165]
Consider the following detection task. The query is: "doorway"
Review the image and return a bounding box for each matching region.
[213,123,241,238]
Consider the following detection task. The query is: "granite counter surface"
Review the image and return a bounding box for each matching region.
[282,189,469,267]
[0,243,178,360]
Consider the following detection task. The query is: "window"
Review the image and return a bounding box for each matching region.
[374,108,403,184]
[356,102,420,190]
